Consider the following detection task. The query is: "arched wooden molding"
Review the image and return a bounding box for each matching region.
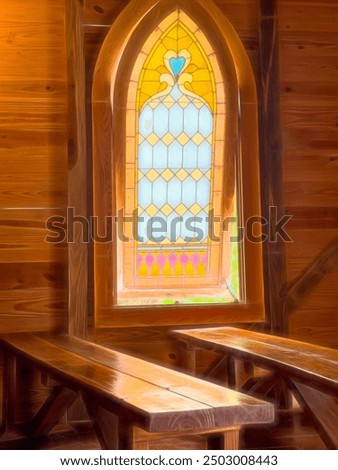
[92,0,265,327]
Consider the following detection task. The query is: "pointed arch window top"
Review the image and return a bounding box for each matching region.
[134,16,222,113]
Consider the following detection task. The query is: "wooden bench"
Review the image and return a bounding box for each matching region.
[172,326,338,449]
[0,332,274,450]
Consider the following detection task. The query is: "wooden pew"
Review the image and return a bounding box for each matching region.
[0,332,274,450]
[172,326,338,449]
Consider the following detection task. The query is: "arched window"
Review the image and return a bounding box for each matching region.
[92,0,265,327]
[120,13,238,306]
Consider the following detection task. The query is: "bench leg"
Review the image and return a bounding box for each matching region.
[84,397,119,449]
[118,421,149,450]
[207,427,240,450]
[180,344,197,376]
[84,396,149,450]
[1,352,17,434]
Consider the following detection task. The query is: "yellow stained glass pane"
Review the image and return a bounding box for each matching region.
[151,262,160,276]
[136,19,217,112]
[163,262,171,277]
[197,261,207,276]
[178,37,194,50]
[162,37,177,50]
[143,70,161,81]
[186,261,194,276]
[174,262,183,276]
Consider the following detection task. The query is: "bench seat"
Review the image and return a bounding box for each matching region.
[0,332,274,450]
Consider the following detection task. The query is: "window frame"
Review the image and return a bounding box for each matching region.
[92,0,265,328]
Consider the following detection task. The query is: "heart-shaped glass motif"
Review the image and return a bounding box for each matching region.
[169,56,186,77]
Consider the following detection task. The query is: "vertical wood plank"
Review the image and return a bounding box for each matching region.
[207,428,240,450]
[258,0,287,334]
[180,344,197,376]
[84,397,119,449]
[1,353,16,433]
[65,0,88,338]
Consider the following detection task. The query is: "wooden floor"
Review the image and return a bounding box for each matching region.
[0,411,326,450]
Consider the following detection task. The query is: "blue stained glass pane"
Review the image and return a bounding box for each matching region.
[169,103,184,137]
[197,176,211,208]
[138,141,153,169]
[182,176,197,208]
[152,177,167,208]
[170,58,186,77]
[147,211,167,242]
[153,141,168,170]
[138,177,152,209]
[171,85,183,100]
[167,212,182,242]
[154,104,169,138]
[137,83,215,250]
[199,105,213,137]
[168,141,183,169]
[139,106,154,137]
[183,141,198,169]
[183,103,199,137]
[198,140,212,169]
[168,177,182,208]
[138,213,151,243]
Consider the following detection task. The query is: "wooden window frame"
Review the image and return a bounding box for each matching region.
[92,0,265,328]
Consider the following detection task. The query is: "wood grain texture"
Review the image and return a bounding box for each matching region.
[283,237,338,315]
[291,381,338,450]
[279,0,338,349]
[0,0,68,343]
[66,0,88,338]
[0,333,274,443]
[258,0,286,334]
[84,399,119,449]
[289,309,338,350]
[0,209,67,264]
[84,0,128,25]
[0,0,65,24]
[26,386,78,438]
[285,229,338,280]
[0,263,67,291]
[172,327,338,394]
[0,288,67,333]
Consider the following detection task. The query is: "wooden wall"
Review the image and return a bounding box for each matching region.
[0,0,68,335]
[278,0,338,348]
[0,0,336,384]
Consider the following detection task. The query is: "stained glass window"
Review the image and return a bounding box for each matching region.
[118,12,240,306]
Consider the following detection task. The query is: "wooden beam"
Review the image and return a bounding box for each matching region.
[290,380,338,450]
[258,0,287,333]
[283,236,338,314]
[26,386,78,438]
[65,0,88,338]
